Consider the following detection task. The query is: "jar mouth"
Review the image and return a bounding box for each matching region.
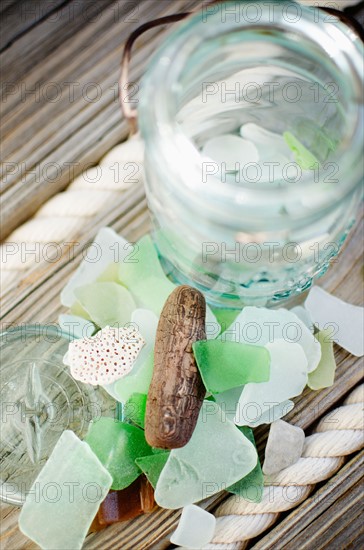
[139,1,363,225]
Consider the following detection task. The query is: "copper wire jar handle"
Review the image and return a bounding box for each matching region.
[119,4,364,135]
[119,13,191,135]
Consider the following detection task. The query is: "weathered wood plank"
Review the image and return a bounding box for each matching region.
[0,0,19,16]
[1,2,363,549]
[0,0,121,81]
[0,0,71,52]
[0,183,148,318]
[0,0,200,239]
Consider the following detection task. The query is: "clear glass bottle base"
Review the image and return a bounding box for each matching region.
[0,326,115,506]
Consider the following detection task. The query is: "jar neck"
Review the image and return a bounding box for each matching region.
[139,1,363,228]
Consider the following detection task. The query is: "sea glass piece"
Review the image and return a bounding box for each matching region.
[305,286,364,357]
[97,262,120,283]
[221,306,320,373]
[251,400,295,427]
[192,339,270,394]
[256,153,293,184]
[123,393,147,428]
[74,282,136,328]
[130,308,158,365]
[97,477,154,525]
[65,326,145,385]
[227,426,263,503]
[205,306,221,340]
[119,234,176,315]
[154,401,257,509]
[283,131,318,170]
[119,234,219,333]
[131,308,159,345]
[85,417,152,490]
[239,123,293,183]
[93,484,141,528]
[140,475,156,513]
[202,134,259,172]
[213,385,244,420]
[61,227,128,307]
[135,451,170,488]
[58,314,95,339]
[263,420,305,475]
[240,123,290,158]
[235,340,307,427]
[308,329,337,390]
[114,351,154,403]
[290,306,314,332]
[211,307,240,334]
[70,299,93,320]
[19,430,112,550]
[170,504,216,548]
[89,515,105,533]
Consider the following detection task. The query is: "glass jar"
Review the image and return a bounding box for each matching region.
[139,0,363,308]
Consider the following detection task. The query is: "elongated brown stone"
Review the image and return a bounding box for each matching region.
[145,285,206,449]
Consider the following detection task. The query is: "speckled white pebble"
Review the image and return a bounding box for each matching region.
[64,325,145,385]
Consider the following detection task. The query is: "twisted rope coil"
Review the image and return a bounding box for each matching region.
[0,138,144,292]
[204,385,364,548]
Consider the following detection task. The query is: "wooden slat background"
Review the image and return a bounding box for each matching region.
[1,1,363,549]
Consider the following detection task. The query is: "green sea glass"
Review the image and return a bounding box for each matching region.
[308,329,337,390]
[85,417,152,490]
[123,393,147,428]
[114,352,154,403]
[213,386,244,420]
[211,307,240,334]
[135,451,170,488]
[154,401,257,509]
[97,262,120,283]
[119,235,175,315]
[283,131,318,170]
[227,427,263,503]
[75,282,136,328]
[19,431,112,550]
[193,339,270,394]
[221,306,320,373]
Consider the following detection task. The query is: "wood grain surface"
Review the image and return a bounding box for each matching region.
[1,1,363,549]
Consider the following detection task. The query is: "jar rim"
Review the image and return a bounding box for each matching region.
[139,1,364,220]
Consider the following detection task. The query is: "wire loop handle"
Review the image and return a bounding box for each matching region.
[119,13,190,135]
